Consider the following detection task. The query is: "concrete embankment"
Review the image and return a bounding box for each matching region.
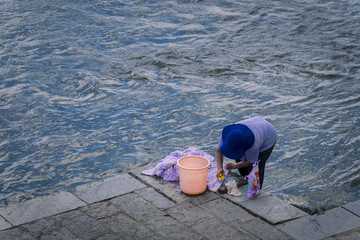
[0,165,359,239]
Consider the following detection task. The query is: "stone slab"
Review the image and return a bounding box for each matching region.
[70,173,146,204]
[188,191,220,206]
[240,195,308,224]
[238,218,291,240]
[98,213,156,239]
[135,187,176,210]
[191,217,255,240]
[333,229,360,240]
[278,207,360,240]
[343,200,360,217]
[79,201,123,220]
[277,214,326,240]
[131,165,192,203]
[315,207,360,237]
[0,191,86,226]
[200,198,256,225]
[145,215,203,240]
[51,210,109,239]
[166,201,214,227]
[31,226,79,240]
[0,216,12,231]
[0,227,36,240]
[110,193,166,222]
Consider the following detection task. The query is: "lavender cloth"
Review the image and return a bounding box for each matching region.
[141,147,228,192]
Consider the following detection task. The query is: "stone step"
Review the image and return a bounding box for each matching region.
[278,206,360,240]
[0,168,359,240]
[0,191,86,227]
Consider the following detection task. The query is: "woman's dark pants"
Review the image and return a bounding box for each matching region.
[236,144,275,189]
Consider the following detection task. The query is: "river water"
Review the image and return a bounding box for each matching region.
[1,0,359,211]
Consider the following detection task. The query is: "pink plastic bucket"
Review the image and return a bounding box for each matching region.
[177,155,210,195]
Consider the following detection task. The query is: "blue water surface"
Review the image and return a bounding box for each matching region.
[0,0,359,210]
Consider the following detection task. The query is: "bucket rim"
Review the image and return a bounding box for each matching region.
[177,155,210,171]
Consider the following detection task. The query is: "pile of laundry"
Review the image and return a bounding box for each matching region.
[141,147,229,192]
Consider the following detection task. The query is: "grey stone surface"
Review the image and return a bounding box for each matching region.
[166,201,213,227]
[238,218,291,240]
[23,209,110,239]
[278,216,326,240]
[333,229,360,240]
[315,207,360,237]
[145,215,203,240]
[191,217,255,240]
[98,234,164,240]
[343,200,360,217]
[70,173,146,204]
[278,207,360,240]
[240,195,308,224]
[188,191,220,206]
[200,198,256,225]
[79,201,122,220]
[1,167,360,240]
[22,215,79,239]
[0,215,11,231]
[99,213,156,239]
[0,191,86,226]
[0,227,35,240]
[22,216,63,238]
[37,227,81,240]
[110,193,166,222]
[135,187,176,210]
[52,210,109,239]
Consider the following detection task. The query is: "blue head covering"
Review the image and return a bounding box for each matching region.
[220,124,255,159]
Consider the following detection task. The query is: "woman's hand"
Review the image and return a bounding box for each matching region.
[216,168,224,179]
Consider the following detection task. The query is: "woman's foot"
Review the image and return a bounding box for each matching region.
[237,177,248,187]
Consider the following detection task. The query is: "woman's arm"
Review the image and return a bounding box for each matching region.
[215,146,224,178]
[225,160,252,170]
